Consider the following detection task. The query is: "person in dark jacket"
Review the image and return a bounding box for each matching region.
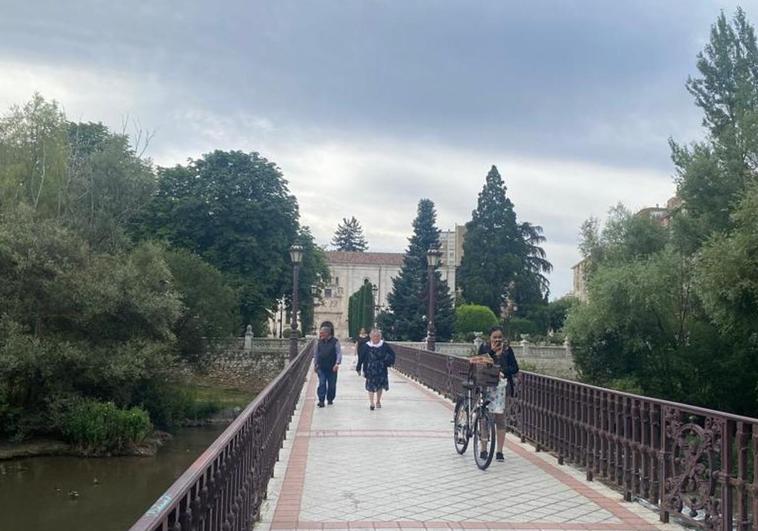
[477,325,519,461]
[313,321,342,408]
[355,328,369,374]
[360,328,396,410]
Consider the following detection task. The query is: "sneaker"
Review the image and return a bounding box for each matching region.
[317,402,325,408]
[376,403,382,408]
[327,400,333,405]
[496,452,504,462]
[479,450,487,459]
[370,405,375,411]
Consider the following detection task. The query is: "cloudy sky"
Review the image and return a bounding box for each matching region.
[0,1,746,297]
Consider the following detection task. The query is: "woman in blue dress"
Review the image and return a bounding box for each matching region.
[360,328,396,410]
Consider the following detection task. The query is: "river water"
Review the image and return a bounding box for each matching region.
[0,424,228,531]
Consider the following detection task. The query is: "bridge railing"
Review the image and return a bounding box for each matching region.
[130,339,315,531]
[391,343,758,530]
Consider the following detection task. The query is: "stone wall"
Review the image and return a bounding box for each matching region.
[203,338,309,391]
[392,341,576,380]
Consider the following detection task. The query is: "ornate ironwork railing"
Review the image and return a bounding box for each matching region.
[130,339,315,531]
[391,343,758,530]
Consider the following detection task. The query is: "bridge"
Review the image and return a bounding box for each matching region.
[130,341,758,531]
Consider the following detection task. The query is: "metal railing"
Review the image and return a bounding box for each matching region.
[391,343,758,530]
[130,339,315,531]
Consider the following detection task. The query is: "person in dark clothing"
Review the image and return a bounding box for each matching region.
[313,321,342,408]
[355,328,369,375]
[477,326,519,461]
[360,328,395,410]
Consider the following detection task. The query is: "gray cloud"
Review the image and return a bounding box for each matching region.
[0,0,747,297]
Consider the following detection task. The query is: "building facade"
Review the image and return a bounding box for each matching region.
[314,227,465,339]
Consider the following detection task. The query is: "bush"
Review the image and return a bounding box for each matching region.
[455,304,499,337]
[135,381,221,430]
[60,399,152,453]
[505,317,540,340]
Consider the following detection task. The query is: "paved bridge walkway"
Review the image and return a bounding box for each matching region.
[257,347,682,531]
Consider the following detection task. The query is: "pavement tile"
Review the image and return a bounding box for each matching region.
[257,347,685,531]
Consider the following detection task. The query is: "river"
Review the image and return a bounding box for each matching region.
[0,424,228,531]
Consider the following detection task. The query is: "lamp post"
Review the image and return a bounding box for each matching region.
[289,244,304,360]
[426,248,442,351]
[371,284,379,327]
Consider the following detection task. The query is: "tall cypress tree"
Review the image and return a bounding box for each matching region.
[331,216,369,251]
[380,199,454,341]
[459,165,551,316]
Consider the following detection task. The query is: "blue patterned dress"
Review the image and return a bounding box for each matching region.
[363,341,396,392]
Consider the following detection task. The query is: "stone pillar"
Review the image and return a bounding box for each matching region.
[244,324,253,352]
[520,338,530,358]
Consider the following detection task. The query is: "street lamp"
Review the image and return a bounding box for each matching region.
[289,244,304,360]
[371,284,379,327]
[426,248,442,351]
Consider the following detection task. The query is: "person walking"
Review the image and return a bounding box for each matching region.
[313,321,342,408]
[477,325,519,461]
[360,328,395,410]
[355,328,369,374]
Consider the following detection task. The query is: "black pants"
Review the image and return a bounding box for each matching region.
[316,368,338,403]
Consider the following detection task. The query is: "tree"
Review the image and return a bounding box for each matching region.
[133,150,301,332]
[454,304,498,340]
[348,281,375,339]
[331,216,368,252]
[380,199,454,341]
[290,227,330,335]
[165,250,239,365]
[459,166,551,317]
[671,8,758,240]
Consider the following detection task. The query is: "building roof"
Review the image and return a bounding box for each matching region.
[326,251,405,266]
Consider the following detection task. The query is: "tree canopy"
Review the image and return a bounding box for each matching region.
[379,199,454,341]
[331,216,368,252]
[567,8,758,416]
[458,165,552,327]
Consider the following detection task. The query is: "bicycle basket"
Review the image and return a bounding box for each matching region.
[473,364,500,387]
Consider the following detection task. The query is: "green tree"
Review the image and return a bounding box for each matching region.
[165,250,238,365]
[380,199,454,341]
[671,8,758,240]
[331,216,368,251]
[459,165,551,316]
[348,281,375,338]
[134,150,301,332]
[454,304,498,339]
[291,227,330,335]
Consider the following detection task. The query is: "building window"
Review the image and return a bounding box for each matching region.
[325,288,333,298]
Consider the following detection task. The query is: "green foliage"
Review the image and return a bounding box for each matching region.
[133,381,220,430]
[59,398,152,454]
[293,227,330,335]
[165,250,238,365]
[459,166,552,315]
[331,216,368,252]
[565,8,758,416]
[348,281,375,338]
[454,304,498,337]
[695,183,758,341]
[505,317,540,340]
[133,150,301,330]
[381,199,454,341]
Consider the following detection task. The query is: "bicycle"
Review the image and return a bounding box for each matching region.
[453,363,500,470]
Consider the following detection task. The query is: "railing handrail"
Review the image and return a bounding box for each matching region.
[390,343,758,530]
[130,339,315,530]
[391,342,758,424]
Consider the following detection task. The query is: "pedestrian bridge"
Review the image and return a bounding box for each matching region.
[130,342,758,531]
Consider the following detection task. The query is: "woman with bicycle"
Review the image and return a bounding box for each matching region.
[477,325,519,462]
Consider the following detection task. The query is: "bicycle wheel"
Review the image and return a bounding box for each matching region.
[453,397,470,454]
[472,408,496,470]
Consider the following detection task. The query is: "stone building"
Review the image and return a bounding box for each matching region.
[314,225,465,339]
